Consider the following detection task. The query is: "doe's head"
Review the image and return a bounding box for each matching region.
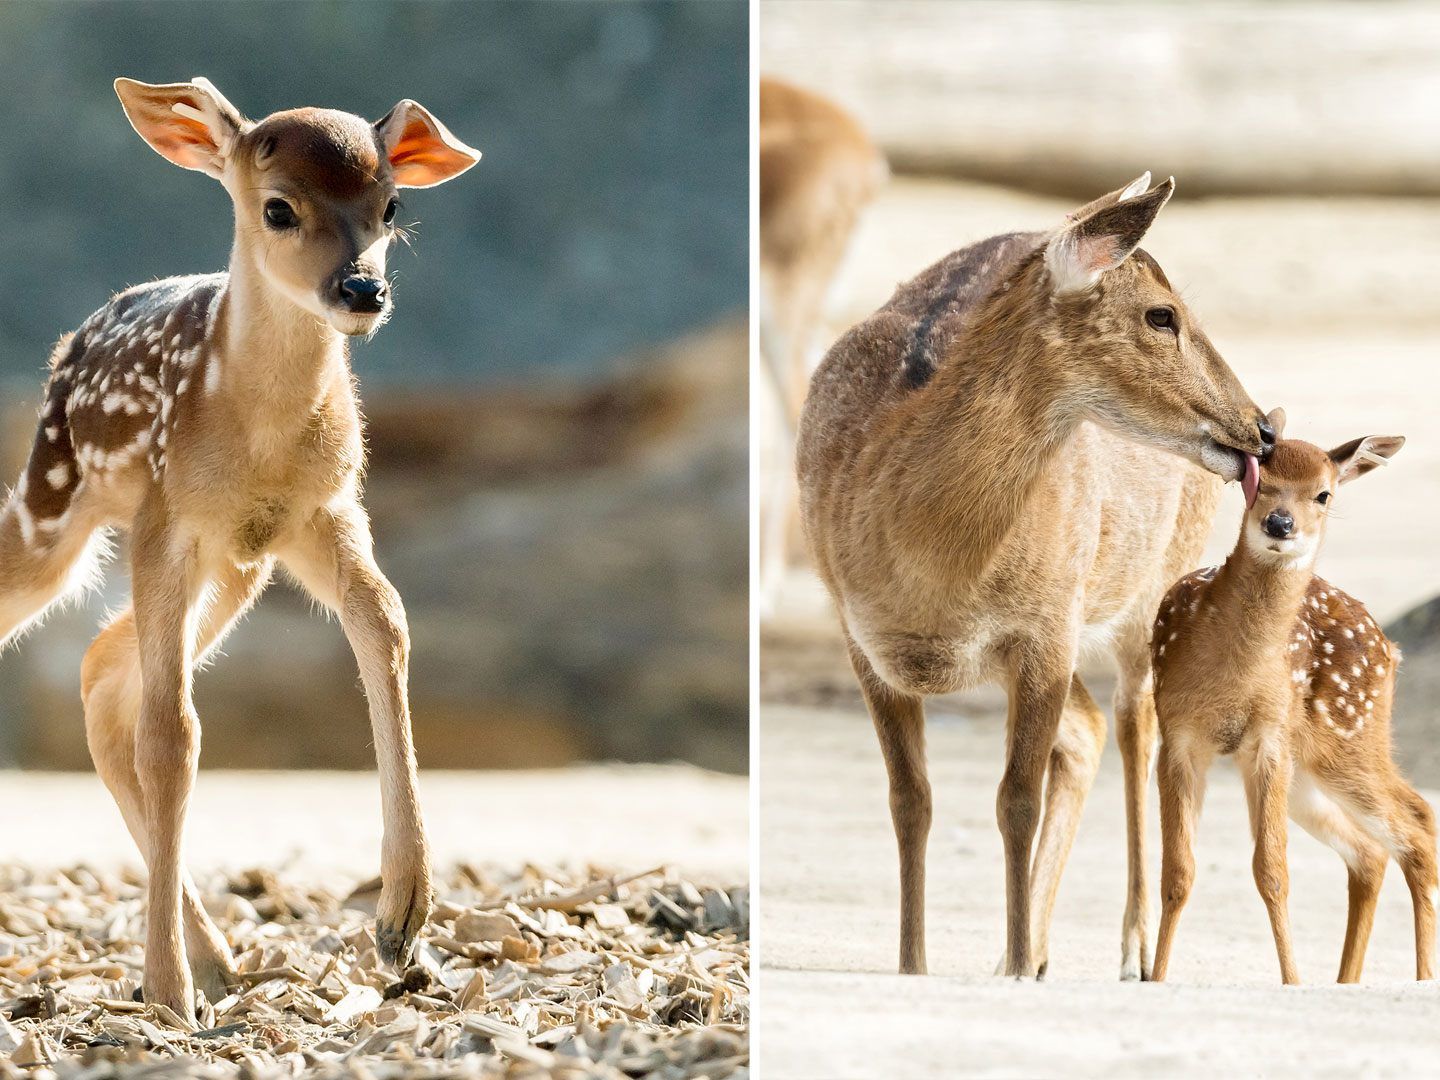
[1043,173,1273,485]
[1241,408,1404,567]
[114,76,480,337]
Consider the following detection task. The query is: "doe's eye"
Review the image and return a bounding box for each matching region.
[1316,491,1331,505]
[383,198,399,227]
[263,199,299,230]
[1145,306,1176,331]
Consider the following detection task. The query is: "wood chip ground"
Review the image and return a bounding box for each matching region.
[0,863,748,1078]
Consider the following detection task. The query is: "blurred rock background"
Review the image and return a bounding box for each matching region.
[0,1,748,773]
[760,0,1440,783]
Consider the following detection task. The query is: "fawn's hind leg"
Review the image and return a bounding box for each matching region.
[1386,783,1438,981]
[85,558,273,1007]
[1287,769,1386,982]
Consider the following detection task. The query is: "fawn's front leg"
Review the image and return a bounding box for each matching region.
[997,648,1071,978]
[130,503,205,1024]
[281,500,432,967]
[1242,742,1299,984]
[1151,735,1211,982]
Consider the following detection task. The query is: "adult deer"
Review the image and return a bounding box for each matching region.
[0,77,478,1023]
[796,174,1273,979]
[759,77,886,613]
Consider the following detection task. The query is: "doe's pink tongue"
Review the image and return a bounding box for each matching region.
[1241,453,1260,509]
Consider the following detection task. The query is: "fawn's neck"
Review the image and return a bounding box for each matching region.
[882,301,1078,584]
[1208,535,1315,664]
[219,240,350,428]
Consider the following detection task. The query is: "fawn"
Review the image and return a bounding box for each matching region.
[758,77,886,614]
[0,78,479,1023]
[797,173,1272,979]
[1151,413,1435,984]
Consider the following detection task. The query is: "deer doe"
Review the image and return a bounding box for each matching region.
[0,77,479,1024]
[1151,415,1436,985]
[797,173,1274,981]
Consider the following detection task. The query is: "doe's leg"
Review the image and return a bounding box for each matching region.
[1114,655,1159,981]
[997,649,1072,978]
[1021,674,1107,978]
[280,501,431,967]
[847,635,931,975]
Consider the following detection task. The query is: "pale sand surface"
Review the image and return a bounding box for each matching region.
[759,702,1440,1078]
[0,765,748,882]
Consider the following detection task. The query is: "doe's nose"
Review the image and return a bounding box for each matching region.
[338,276,389,314]
[1256,416,1277,458]
[1263,510,1294,540]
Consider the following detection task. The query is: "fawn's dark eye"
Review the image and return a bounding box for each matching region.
[263,199,299,230]
[1316,491,1331,505]
[1145,306,1176,332]
[383,198,399,227]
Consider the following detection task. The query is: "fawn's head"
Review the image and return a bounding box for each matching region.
[1041,173,1271,482]
[1241,409,1405,567]
[114,77,480,337]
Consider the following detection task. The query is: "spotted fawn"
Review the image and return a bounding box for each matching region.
[0,77,479,1023]
[1150,410,1435,984]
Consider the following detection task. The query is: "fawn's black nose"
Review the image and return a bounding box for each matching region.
[1263,510,1294,540]
[338,276,389,314]
[1256,416,1277,458]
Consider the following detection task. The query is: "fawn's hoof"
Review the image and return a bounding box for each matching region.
[375,871,432,968]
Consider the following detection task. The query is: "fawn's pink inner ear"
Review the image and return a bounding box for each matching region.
[1242,453,1260,509]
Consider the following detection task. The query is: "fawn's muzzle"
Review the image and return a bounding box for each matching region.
[338,276,389,314]
[1263,510,1295,540]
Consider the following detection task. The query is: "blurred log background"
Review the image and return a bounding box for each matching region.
[0,1,748,773]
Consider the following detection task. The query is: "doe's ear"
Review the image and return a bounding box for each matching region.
[1064,171,1152,222]
[1045,176,1174,294]
[114,77,245,179]
[1329,434,1405,485]
[375,100,481,188]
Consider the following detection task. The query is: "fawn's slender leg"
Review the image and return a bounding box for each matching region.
[1286,770,1386,983]
[1357,781,1438,981]
[129,503,204,1022]
[998,648,1072,978]
[279,500,431,967]
[847,635,931,975]
[1152,735,1211,982]
[1115,653,1159,981]
[1023,675,1106,978]
[1242,744,1299,985]
[83,559,274,1001]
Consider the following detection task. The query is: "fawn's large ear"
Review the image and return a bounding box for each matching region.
[114,77,245,179]
[1265,407,1287,440]
[1329,434,1405,485]
[1045,177,1174,294]
[375,100,481,188]
[1064,171,1152,222]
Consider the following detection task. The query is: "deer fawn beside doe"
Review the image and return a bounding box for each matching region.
[1151,414,1436,985]
[798,172,1274,979]
[0,77,479,1023]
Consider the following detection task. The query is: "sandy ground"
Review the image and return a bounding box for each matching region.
[758,700,1440,1078]
[0,766,748,883]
